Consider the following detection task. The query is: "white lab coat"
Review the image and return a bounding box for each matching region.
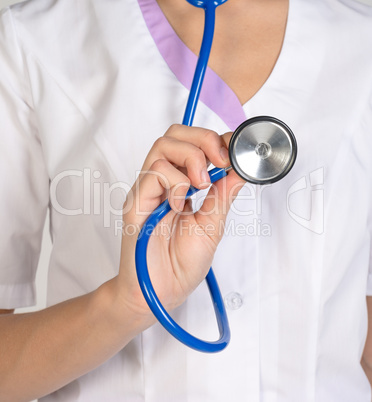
[1,0,372,400]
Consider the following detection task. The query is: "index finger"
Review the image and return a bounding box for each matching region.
[164,124,232,168]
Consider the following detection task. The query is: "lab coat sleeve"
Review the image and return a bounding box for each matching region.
[0,8,49,309]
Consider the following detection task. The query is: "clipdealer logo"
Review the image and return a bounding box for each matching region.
[49,167,325,235]
[286,167,325,235]
[50,168,131,228]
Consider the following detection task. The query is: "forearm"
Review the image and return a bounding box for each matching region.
[362,356,372,391]
[0,279,148,401]
[363,296,372,398]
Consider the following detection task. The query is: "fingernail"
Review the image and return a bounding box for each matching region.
[177,198,185,212]
[200,168,210,185]
[220,147,229,162]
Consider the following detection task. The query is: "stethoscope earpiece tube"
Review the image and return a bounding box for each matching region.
[135,167,230,353]
[135,0,231,353]
[135,0,297,353]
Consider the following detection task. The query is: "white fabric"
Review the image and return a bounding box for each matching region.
[1,0,372,400]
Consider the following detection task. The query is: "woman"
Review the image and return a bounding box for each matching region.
[1,0,372,400]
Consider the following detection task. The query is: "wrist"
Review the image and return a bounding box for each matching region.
[93,278,155,343]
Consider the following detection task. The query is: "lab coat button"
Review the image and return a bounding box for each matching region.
[224,292,243,310]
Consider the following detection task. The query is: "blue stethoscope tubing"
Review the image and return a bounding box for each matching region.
[135,0,231,353]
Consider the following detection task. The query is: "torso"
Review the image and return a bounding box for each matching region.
[5,0,372,400]
[156,0,289,105]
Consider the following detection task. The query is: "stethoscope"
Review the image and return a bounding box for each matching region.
[135,0,297,353]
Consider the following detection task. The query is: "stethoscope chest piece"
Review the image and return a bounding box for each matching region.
[229,116,297,184]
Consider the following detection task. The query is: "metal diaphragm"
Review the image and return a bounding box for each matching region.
[229,116,297,185]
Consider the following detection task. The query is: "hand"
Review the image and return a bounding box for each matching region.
[115,124,245,324]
